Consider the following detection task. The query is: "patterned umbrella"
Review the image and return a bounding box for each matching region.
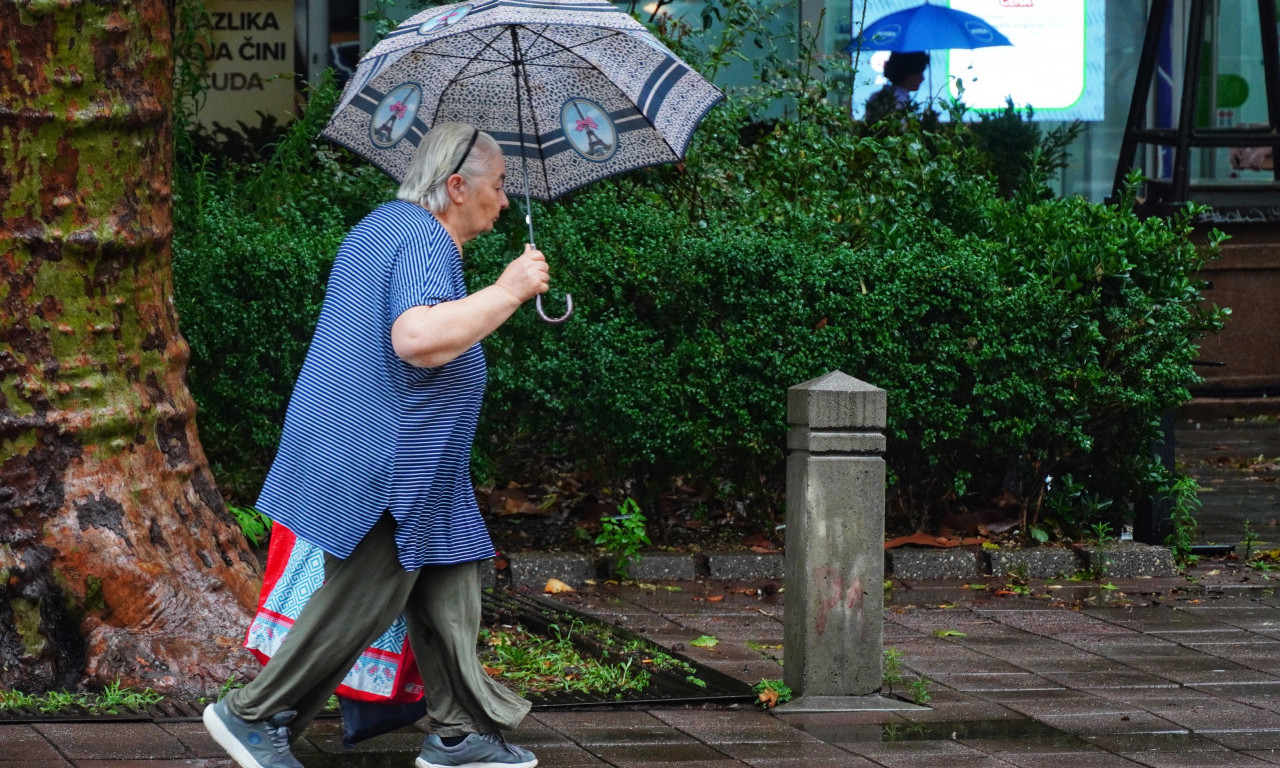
[322,0,722,223]
[323,0,722,321]
[850,2,1012,52]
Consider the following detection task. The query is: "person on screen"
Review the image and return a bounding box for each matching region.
[864,51,931,124]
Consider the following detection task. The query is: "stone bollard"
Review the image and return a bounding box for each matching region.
[784,370,886,697]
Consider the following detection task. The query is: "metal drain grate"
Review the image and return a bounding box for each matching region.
[0,592,753,724]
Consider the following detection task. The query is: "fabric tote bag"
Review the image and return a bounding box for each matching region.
[243,523,426,704]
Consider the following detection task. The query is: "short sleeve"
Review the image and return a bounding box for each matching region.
[390,218,461,321]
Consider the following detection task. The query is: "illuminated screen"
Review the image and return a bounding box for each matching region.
[850,0,1106,122]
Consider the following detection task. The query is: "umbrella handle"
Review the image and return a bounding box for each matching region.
[536,293,573,324]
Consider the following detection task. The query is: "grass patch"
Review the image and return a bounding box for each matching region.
[0,679,163,714]
[479,617,705,700]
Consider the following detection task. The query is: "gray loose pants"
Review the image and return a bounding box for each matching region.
[226,514,530,739]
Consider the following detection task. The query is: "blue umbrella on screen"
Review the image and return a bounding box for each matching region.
[847,2,1013,52]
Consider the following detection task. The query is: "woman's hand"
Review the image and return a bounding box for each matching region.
[496,244,550,303]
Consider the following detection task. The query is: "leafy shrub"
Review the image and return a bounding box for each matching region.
[172,5,1223,538]
[172,74,394,493]
[467,91,1223,537]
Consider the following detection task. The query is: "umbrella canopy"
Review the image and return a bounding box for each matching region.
[321,0,723,202]
[852,2,1012,52]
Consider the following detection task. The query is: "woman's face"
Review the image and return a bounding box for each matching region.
[901,70,926,92]
[457,151,509,242]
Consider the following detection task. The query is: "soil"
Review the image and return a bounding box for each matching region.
[475,475,784,557]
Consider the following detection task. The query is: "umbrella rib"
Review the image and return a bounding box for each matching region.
[512,25,552,202]
[511,25,623,64]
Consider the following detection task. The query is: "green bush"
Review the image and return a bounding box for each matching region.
[172,75,394,494]
[172,9,1223,537]
[466,93,1223,536]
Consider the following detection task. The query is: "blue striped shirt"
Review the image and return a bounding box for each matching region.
[256,199,493,569]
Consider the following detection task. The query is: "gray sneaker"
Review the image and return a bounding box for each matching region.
[415,732,538,768]
[202,699,304,768]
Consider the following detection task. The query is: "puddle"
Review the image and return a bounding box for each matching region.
[878,719,1076,743]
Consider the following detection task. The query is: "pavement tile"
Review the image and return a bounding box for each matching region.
[737,754,882,768]
[1150,629,1257,644]
[841,738,1019,767]
[1176,605,1280,631]
[1083,731,1235,752]
[1202,731,1280,750]
[1127,695,1277,731]
[534,710,667,730]
[1082,607,1241,633]
[1112,750,1277,766]
[1138,662,1272,686]
[33,722,188,760]
[0,724,65,762]
[888,645,1027,676]
[996,752,1149,768]
[649,708,815,742]
[926,672,1062,692]
[1033,710,1185,735]
[547,724,698,747]
[1188,682,1280,711]
[711,739,874,764]
[956,734,1093,755]
[1053,671,1182,689]
[517,744,611,766]
[1246,751,1280,765]
[993,652,1128,674]
[972,689,1131,719]
[584,741,735,766]
[700,659,785,681]
[159,722,229,758]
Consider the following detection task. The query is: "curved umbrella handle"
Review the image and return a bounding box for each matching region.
[536,293,573,324]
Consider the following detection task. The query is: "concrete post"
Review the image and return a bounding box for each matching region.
[784,370,886,697]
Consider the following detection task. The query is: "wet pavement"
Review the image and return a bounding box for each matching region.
[6,417,1280,768]
[1177,416,1280,548]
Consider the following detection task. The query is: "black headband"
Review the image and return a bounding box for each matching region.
[451,128,480,177]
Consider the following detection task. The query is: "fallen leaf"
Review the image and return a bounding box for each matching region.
[757,688,780,708]
[483,665,504,676]
[544,578,574,594]
[691,635,719,648]
[884,532,986,549]
[933,629,967,637]
[706,594,725,602]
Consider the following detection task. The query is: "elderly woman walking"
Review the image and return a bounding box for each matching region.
[203,122,545,768]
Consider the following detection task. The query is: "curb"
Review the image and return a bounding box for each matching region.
[503,550,784,589]
[884,540,1180,581]
[501,541,1181,587]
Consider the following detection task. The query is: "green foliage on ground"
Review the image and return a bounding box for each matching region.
[171,2,1224,538]
[0,679,163,714]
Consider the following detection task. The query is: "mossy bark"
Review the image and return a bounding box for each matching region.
[1,0,262,696]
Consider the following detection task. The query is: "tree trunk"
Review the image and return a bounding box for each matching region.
[1,0,262,696]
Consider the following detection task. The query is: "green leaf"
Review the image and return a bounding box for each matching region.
[690,635,719,648]
[932,630,968,638]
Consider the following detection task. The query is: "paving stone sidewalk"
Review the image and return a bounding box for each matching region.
[8,559,1280,768]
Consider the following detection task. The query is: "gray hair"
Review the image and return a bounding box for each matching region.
[396,123,503,213]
